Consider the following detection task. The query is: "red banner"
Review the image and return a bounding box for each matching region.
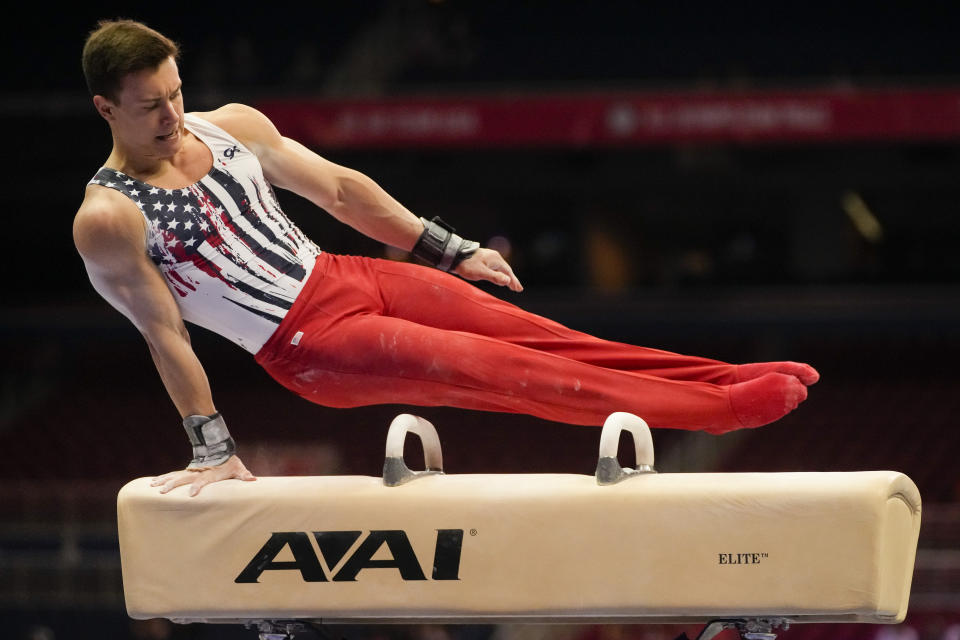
[256,88,960,148]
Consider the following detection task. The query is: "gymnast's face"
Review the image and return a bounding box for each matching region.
[96,56,185,159]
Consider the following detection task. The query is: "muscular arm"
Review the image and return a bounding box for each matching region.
[207,104,522,291]
[74,188,253,494]
[213,104,422,249]
[74,188,215,417]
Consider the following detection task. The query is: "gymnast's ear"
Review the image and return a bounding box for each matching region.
[93,94,117,121]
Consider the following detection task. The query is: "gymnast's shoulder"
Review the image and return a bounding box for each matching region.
[189,103,284,155]
[75,183,142,247]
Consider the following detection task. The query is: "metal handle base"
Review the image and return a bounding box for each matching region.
[382,414,444,486]
[595,412,657,485]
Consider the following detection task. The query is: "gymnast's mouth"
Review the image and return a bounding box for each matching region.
[156,127,180,141]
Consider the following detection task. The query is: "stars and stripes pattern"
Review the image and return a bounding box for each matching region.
[88,117,321,353]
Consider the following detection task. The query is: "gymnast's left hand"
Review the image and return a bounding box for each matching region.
[454,248,523,292]
[150,455,257,497]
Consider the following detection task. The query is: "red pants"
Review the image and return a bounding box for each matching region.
[255,253,746,430]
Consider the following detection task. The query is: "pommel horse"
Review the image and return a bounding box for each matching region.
[117,413,921,640]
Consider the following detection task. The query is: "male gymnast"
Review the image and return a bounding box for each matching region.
[74,20,818,496]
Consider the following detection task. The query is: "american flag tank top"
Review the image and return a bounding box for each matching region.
[88,113,322,354]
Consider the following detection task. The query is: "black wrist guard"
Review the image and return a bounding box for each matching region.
[183,413,236,469]
[412,216,480,271]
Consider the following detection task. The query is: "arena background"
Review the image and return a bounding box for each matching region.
[2,3,958,639]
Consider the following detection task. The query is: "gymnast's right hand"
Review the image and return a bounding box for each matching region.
[152,412,256,496]
[151,455,256,497]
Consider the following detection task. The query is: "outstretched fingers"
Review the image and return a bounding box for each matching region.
[150,455,256,497]
[481,260,523,292]
[455,248,524,292]
[150,470,197,494]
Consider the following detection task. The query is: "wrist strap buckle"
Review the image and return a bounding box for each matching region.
[412,216,479,271]
[183,413,236,469]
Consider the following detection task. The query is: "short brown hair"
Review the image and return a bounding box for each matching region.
[82,19,180,101]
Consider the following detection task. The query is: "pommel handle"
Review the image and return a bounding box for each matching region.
[595,412,657,485]
[383,414,444,486]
